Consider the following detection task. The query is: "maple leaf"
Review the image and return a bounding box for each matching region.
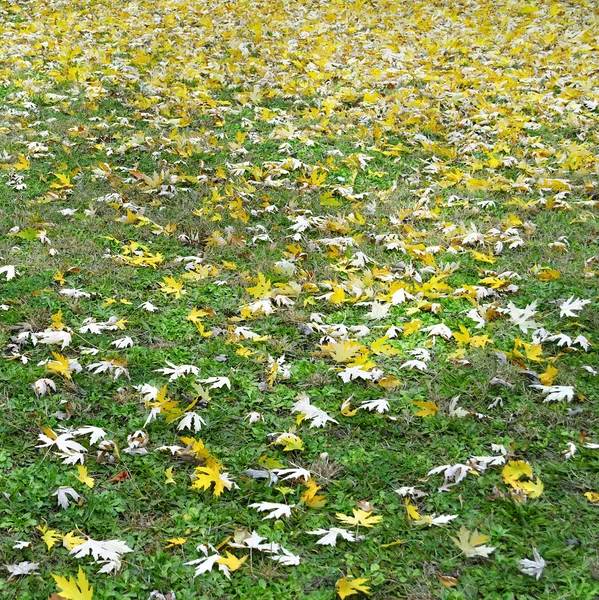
[53,486,81,509]
[584,492,599,503]
[272,433,304,451]
[249,502,294,520]
[159,276,186,299]
[52,567,94,600]
[47,352,73,379]
[559,296,591,318]
[216,551,248,573]
[37,525,61,549]
[246,272,272,298]
[336,509,382,528]
[502,461,532,486]
[336,576,370,599]
[412,400,439,418]
[451,526,496,558]
[307,528,356,546]
[530,385,574,403]
[5,561,39,578]
[518,548,546,580]
[74,465,95,488]
[505,301,539,333]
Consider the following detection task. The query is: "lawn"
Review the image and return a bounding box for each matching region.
[1,0,598,598]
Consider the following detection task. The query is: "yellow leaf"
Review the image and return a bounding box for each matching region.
[74,465,94,488]
[412,401,439,418]
[336,576,370,599]
[164,467,175,484]
[402,319,423,337]
[539,364,558,386]
[165,537,187,548]
[159,276,186,299]
[536,269,560,281]
[216,552,247,572]
[37,525,61,550]
[186,307,210,323]
[519,477,544,498]
[341,399,359,417]
[246,272,271,299]
[273,434,304,452]
[329,284,346,304]
[52,567,93,600]
[502,460,532,486]
[525,344,543,362]
[62,531,85,551]
[454,325,470,346]
[336,509,382,528]
[405,498,420,520]
[450,526,495,558]
[471,250,496,264]
[321,340,364,363]
[437,574,458,588]
[584,491,599,503]
[370,336,401,356]
[47,352,72,379]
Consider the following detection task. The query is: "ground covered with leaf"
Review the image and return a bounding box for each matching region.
[1,0,599,598]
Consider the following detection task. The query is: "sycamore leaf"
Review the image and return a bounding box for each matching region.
[246,272,272,298]
[336,576,370,599]
[249,502,294,520]
[336,509,382,528]
[216,552,247,572]
[584,492,599,503]
[451,526,496,558]
[37,525,61,549]
[502,461,532,486]
[518,548,546,580]
[74,465,95,488]
[412,401,439,418]
[559,296,591,318]
[159,276,186,299]
[51,567,94,600]
[47,352,73,379]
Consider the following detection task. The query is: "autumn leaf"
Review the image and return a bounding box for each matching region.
[214,550,246,570]
[159,276,186,299]
[37,525,61,550]
[502,461,532,486]
[336,509,382,528]
[451,526,496,558]
[52,567,93,600]
[74,465,95,488]
[412,401,439,418]
[336,576,370,599]
[47,352,73,379]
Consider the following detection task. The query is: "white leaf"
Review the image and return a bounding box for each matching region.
[177,412,206,432]
[359,399,389,413]
[559,296,591,318]
[505,301,539,333]
[5,561,39,577]
[249,502,294,520]
[270,546,300,566]
[70,538,133,571]
[0,265,18,280]
[530,385,575,403]
[518,548,546,580]
[33,378,56,396]
[53,486,80,509]
[291,393,338,428]
[307,528,356,546]
[197,376,231,389]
